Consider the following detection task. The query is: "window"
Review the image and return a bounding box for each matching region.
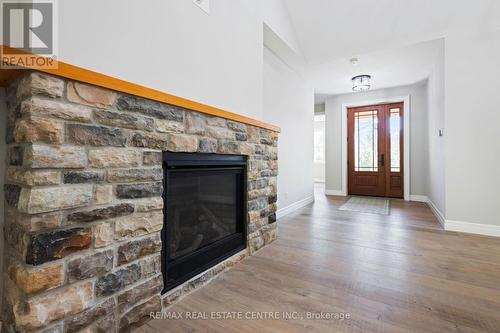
[389,108,401,173]
[314,114,325,163]
[353,110,378,172]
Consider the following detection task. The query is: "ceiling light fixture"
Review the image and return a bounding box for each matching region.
[352,75,371,92]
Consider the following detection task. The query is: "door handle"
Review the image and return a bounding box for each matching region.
[379,154,385,167]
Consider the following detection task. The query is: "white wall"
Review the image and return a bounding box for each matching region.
[324,81,429,196]
[58,0,264,120]
[263,47,314,211]
[259,0,301,56]
[426,40,446,217]
[261,1,314,214]
[444,29,500,227]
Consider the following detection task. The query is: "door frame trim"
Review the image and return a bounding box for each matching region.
[341,96,411,200]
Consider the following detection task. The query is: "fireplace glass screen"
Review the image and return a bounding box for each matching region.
[162,152,247,292]
[169,172,239,259]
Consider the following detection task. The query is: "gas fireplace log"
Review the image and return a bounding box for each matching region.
[171,209,183,257]
[171,206,209,258]
[174,234,204,257]
[200,204,232,234]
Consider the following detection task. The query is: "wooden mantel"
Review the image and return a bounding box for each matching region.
[0,45,280,132]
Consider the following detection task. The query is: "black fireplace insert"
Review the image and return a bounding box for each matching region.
[161,152,247,292]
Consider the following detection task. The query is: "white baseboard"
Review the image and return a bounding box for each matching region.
[409,195,428,202]
[427,199,446,228]
[409,195,499,237]
[325,189,346,196]
[445,220,500,238]
[410,195,445,227]
[276,196,314,220]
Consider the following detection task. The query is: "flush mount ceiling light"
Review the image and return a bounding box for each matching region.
[352,75,371,92]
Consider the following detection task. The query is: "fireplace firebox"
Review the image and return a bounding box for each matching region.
[162,152,247,292]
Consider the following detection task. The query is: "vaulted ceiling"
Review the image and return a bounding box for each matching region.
[284,0,500,65]
[277,0,500,97]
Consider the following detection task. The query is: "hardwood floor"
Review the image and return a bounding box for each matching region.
[142,184,500,333]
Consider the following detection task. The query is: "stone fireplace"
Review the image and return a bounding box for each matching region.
[1,71,278,332]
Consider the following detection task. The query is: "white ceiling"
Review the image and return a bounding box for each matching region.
[309,38,442,100]
[280,0,500,100]
[284,0,500,65]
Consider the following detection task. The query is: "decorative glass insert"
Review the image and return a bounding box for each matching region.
[389,108,401,172]
[354,110,378,172]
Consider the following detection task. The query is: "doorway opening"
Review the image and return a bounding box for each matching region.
[347,102,404,198]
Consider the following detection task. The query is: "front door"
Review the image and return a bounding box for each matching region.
[347,103,403,198]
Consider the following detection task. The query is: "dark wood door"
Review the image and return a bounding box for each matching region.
[347,103,403,198]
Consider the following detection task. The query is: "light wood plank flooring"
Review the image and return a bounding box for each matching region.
[142,184,500,333]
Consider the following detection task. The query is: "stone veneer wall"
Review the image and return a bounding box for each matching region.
[1,71,278,333]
